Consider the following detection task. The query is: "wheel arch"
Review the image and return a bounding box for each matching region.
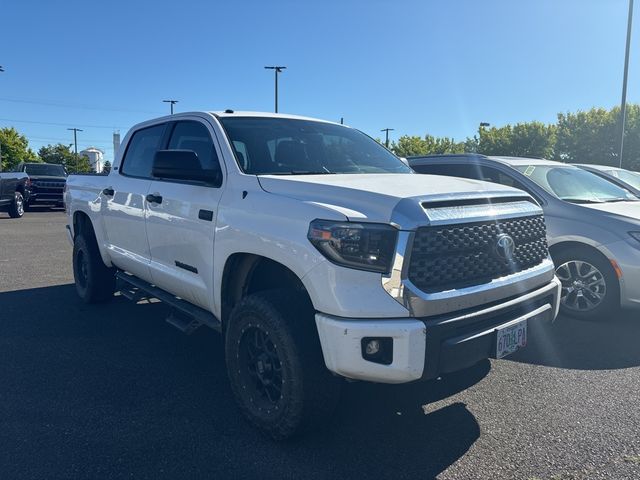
[73,210,95,240]
[72,209,113,267]
[549,240,622,306]
[220,253,312,326]
[549,241,612,266]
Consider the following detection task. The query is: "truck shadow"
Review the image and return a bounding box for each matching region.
[0,284,486,480]
[508,310,640,370]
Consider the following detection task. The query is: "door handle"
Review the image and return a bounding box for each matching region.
[146,193,163,204]
[102,187,115,196]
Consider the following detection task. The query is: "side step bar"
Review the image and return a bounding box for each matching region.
[115,271,221,334]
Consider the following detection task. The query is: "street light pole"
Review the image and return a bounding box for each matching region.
[380,128,395,148]
[264,66,287,113]
[163,100,178,115]
[619,0,634,168]
[67,128,83,173]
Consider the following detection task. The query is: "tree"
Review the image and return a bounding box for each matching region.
[391,134,465,157]
[622,105,640,171]
[555,106,640,170]
[37,143,95,173]
[73,154,93,173]
[0,127,38,171]
[103,160,112,173]
[477,121,556,159]
[38,143,77,168]
[391,135,428,157]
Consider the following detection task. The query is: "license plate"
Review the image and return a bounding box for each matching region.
[496,320,527,359]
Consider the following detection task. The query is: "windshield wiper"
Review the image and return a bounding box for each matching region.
[266,170,336,176]
[602,198,639,203]
[560,198,605,204]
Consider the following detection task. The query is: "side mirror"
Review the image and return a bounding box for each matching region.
[152,150,221,185]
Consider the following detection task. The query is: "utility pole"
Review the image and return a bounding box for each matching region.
[340,117,344,125]
[67,128,83,173]
[264,66,287,113]
[619,0,634,168]
[163,99,178,115]
[380,128,395,148]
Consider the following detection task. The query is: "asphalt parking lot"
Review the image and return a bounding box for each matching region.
[1,210,640,480]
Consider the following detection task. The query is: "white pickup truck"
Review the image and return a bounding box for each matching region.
[65,111,561,439]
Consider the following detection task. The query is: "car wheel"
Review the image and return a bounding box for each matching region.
[552,247,620,320]
[225,290,341,440]
[73,232,116,303]
[8,191,25,218]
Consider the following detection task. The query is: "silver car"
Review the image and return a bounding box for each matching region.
[574,164,640,197]
[409,154,640,320]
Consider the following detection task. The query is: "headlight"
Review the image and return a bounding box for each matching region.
[629,231,640,243]
[308,220,398,273]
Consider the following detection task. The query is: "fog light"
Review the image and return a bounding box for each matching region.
[365,339,380,356]
[361,337,393,365]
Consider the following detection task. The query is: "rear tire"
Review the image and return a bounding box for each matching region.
[552,247,620,320]
[8,191,25,218]
[73,232,115,303]
[225,290,341,440]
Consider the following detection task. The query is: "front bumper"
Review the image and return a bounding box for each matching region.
[27,192,64,204]
[601,240,640,308]
[316,277,561,384]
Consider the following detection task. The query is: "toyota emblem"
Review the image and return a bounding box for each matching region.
[494,234,516,262]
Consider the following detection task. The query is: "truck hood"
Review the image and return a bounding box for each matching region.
[257,173,529,225]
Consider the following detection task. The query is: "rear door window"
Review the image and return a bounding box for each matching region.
[167,121,220,172]
[120,124,166,178]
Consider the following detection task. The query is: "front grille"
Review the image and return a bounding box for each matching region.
[408,215,548,293]
[34,181,65,189]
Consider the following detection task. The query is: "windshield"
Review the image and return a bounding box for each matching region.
[219,117,412,175]
[514,164,638,203]
[24,164,67,177]
[610,169,640,190]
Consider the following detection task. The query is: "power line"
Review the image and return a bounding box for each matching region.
[163,100,178,115]
[380,128,395,148]
[26,135,113,145]
[67,128,83,156]
[0,96,163,115]
[0,117,126,129]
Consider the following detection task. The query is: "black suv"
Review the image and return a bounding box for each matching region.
[16,162,67,209]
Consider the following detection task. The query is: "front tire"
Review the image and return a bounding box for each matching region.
[225,290,341,440]
[553,247,620,320]
[8,191,25,218]
[73,232,115,303]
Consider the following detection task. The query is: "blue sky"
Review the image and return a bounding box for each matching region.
[0,0,636,162]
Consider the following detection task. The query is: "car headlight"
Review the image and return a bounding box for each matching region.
[629,231,640,243]
[308,220,398,273]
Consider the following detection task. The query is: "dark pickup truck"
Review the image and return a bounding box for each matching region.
[0,170,29,218]
[15,162,67,208]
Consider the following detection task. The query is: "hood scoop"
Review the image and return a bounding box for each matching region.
[421,195,541,225]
